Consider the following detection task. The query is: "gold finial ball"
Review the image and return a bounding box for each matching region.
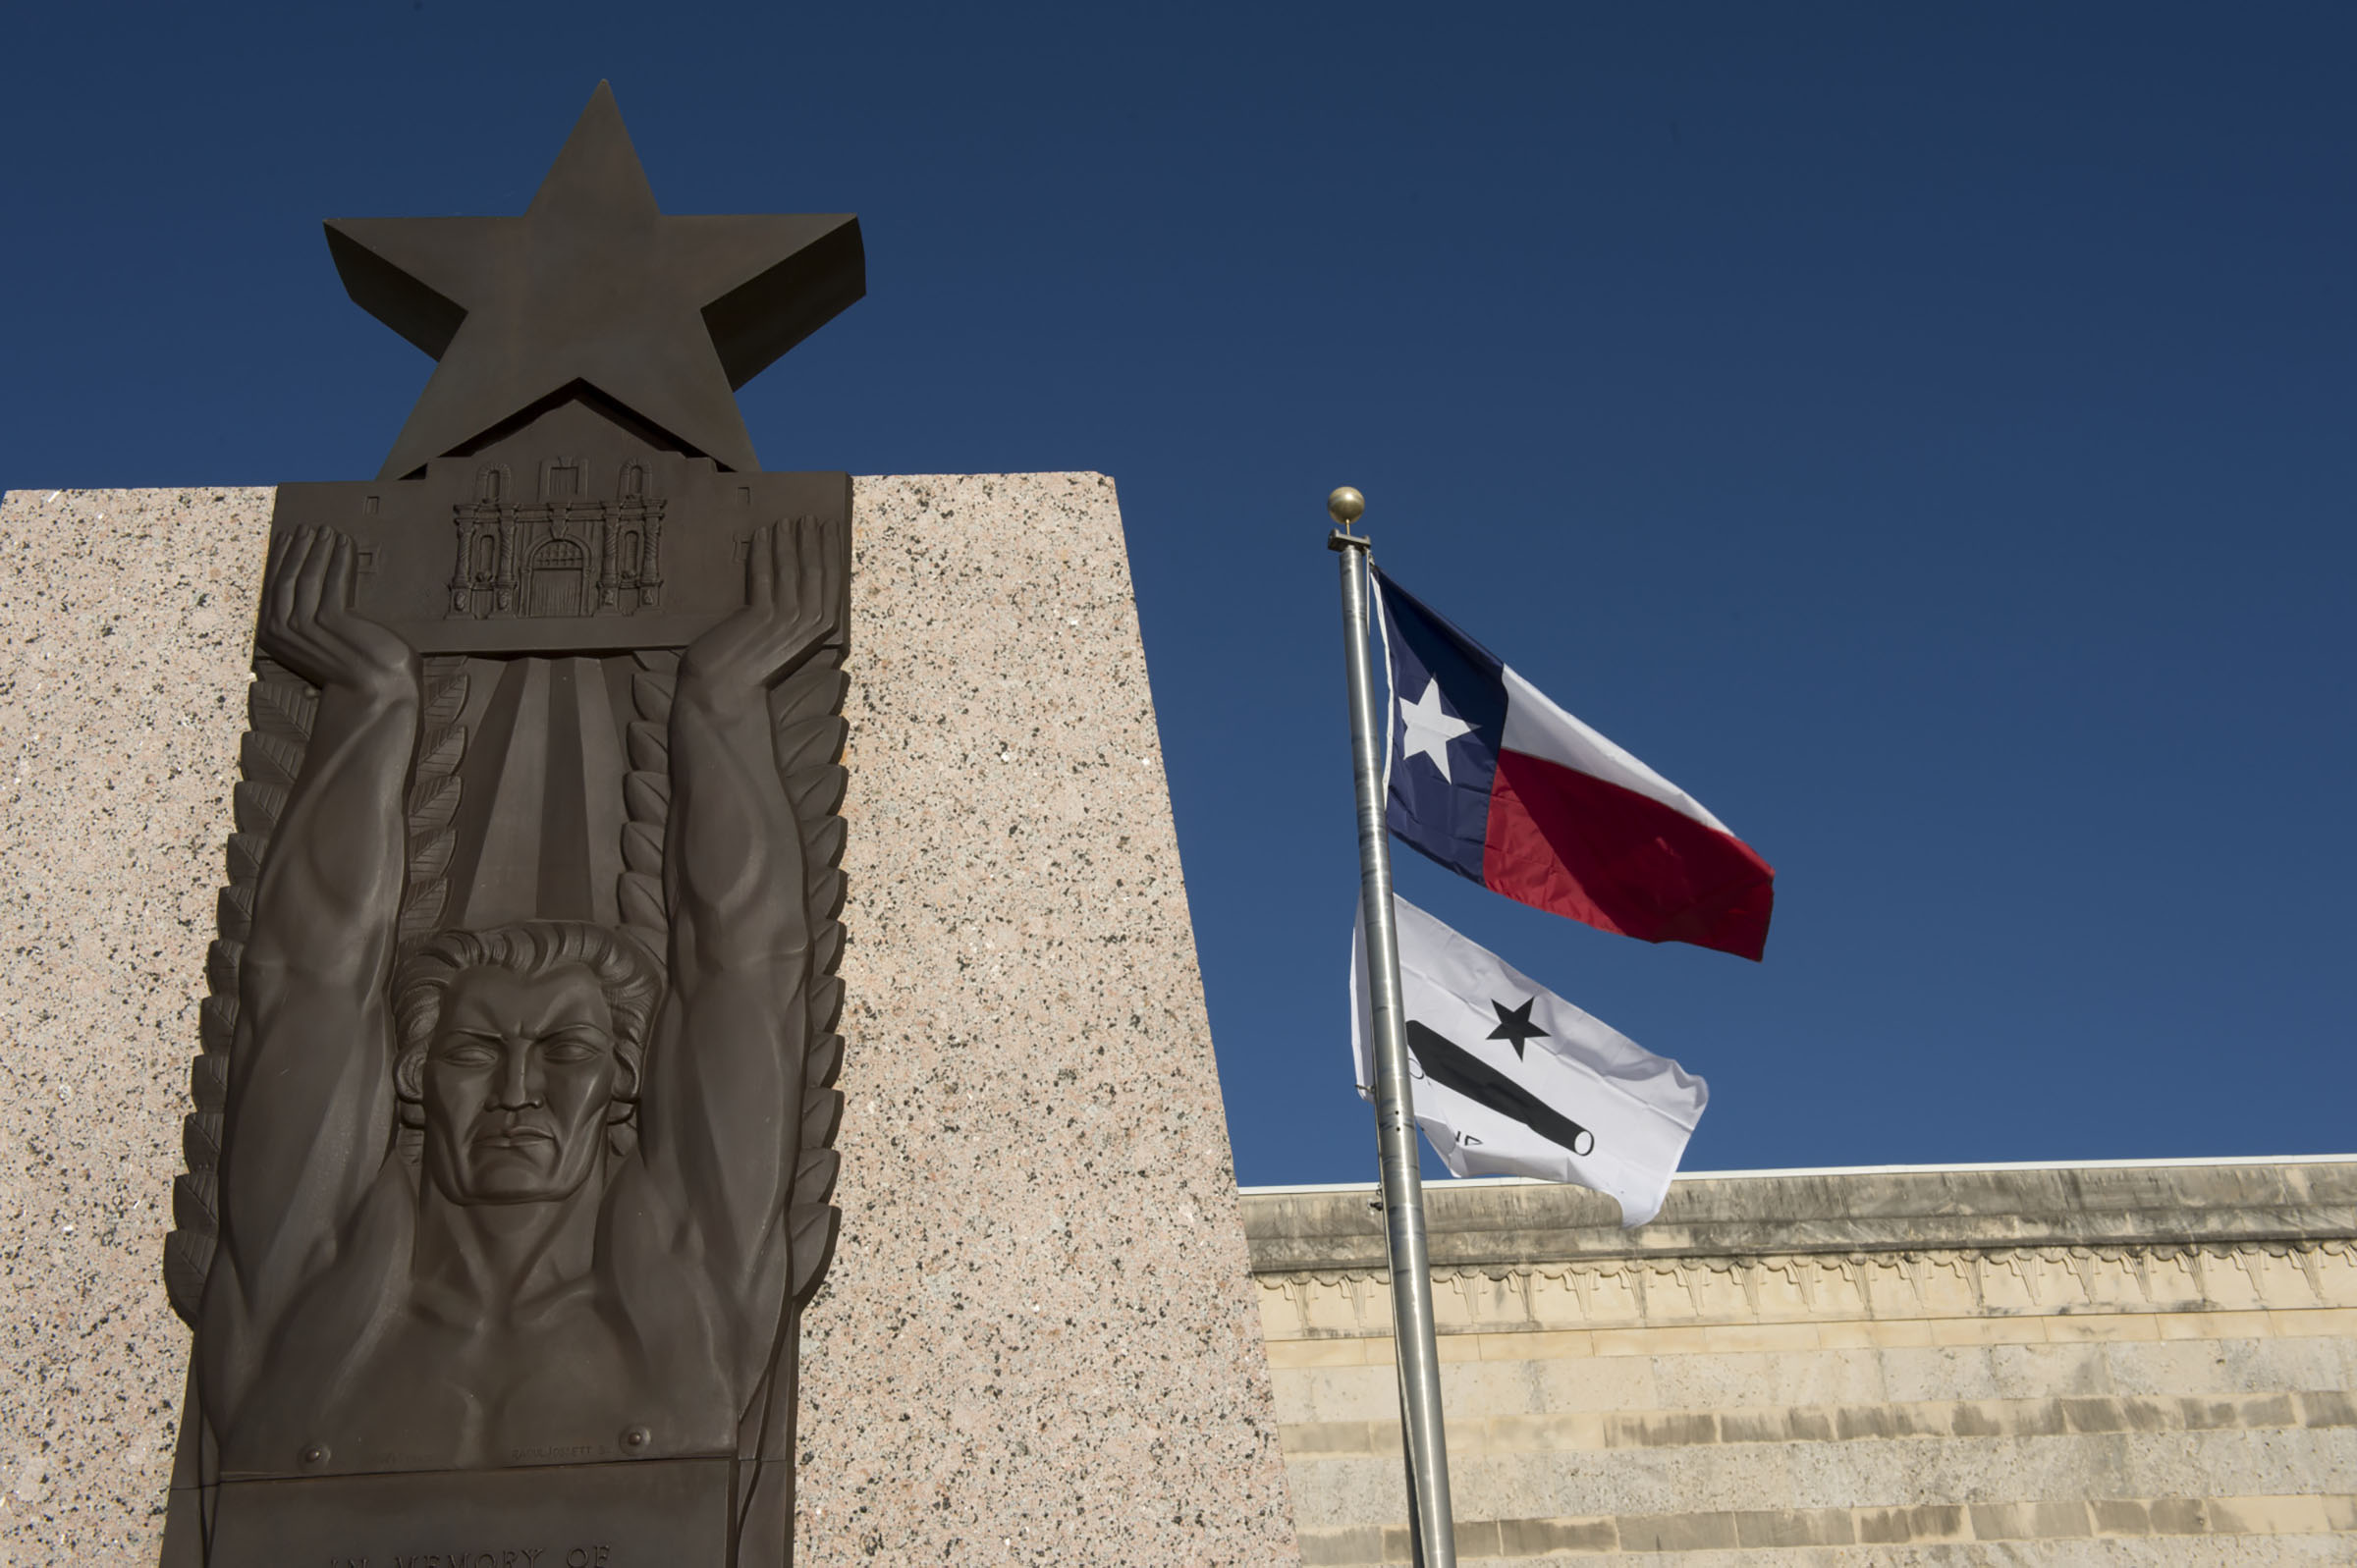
[1327,486,1366,526]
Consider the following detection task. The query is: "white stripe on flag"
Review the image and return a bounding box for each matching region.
[1497,664,1732,834]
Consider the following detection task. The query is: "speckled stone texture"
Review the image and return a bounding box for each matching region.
[0,488,272,1565]
[0,477,1298,1566]
[798,473,1296,1563]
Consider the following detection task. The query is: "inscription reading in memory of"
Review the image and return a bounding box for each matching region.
[323,1547,613,1568]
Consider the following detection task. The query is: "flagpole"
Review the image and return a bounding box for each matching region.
[1329,486,1457,1568]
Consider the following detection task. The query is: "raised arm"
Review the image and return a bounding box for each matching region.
[638,521,835,1296]
[204,528,418,1389]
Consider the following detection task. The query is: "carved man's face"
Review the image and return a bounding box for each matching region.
[422,963,619,1206]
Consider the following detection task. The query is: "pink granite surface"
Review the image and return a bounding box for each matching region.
[0,488,271,1564]
[798,473,1296,1563]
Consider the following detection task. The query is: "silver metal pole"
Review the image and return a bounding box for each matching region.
[1328,486,1456,1568]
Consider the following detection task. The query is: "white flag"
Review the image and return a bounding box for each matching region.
[1350,894,1707,1226]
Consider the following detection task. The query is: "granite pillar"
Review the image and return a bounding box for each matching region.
[0,476,1298,1565]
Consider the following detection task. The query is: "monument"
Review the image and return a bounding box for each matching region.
[4,83,1306,1567]
[158,82,857,1567]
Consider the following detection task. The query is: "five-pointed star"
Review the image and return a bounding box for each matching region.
[1398,677,1475,782]
[325,82,864,480]
[1486,998,1550,1059]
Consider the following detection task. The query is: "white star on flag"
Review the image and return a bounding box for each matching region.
[1398,677,1475,782]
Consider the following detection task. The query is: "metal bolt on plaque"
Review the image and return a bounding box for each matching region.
[159,83,861,1568]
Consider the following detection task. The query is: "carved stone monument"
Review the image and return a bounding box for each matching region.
[0,81,1294,1568]
[162,85,861,1566]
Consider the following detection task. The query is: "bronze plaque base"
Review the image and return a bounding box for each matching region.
[192,1457,737,1568]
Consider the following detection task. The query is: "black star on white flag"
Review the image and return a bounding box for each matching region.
[1486,998,1548,1058]
[1349,894,1708,1227]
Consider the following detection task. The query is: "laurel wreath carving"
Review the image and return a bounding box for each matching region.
[622,634,848,1312]
[619,650,675,961]
[390,657,470,1166]
[772,643,850,1310]
[731,604,850,1545]
[400,657,470,947]
[164,656,316,1326]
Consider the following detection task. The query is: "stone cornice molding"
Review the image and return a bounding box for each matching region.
[1241,1160,2357,1274]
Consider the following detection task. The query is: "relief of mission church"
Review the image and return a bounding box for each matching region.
[449,458,667,621]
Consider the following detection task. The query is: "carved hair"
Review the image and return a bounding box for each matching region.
[391,922,662,1127]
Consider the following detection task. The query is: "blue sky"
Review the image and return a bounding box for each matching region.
[5,3,2351,1188]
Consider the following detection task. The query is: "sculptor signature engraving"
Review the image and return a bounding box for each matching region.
[333,1546,613,1568]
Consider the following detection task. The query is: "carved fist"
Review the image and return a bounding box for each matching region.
[680,519,838,699]
[257,527,419,701]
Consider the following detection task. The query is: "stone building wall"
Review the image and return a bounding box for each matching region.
[1243,1159,2357,1565]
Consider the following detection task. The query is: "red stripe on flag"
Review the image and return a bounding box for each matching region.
[1483,748,1776,960]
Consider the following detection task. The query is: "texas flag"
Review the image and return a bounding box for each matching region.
[1373,566,1776,960]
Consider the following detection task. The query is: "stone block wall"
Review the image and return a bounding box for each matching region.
[1244,1160,2357,1565]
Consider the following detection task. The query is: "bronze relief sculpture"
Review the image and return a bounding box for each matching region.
[161,85,860,1567]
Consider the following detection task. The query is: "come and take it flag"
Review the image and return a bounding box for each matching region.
[1350,894,1707,1226]
[1373,566,1776,960]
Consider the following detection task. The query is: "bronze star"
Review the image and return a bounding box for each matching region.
[325,82,863,480]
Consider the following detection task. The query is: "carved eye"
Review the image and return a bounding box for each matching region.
[539,1032,610,1064]
[435,1040,499,1069]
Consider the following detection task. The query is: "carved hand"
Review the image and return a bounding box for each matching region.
[680,520,837,701]
[257,526,419,702]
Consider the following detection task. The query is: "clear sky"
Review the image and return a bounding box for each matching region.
[5,3,2351,1191]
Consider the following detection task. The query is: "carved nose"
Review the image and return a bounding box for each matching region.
[488,1049,545,1110]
